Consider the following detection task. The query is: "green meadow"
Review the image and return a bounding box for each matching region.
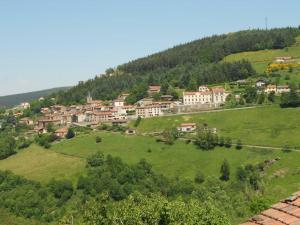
[223,36,300,73]
[0,127,300,202]
[0,145,86,183]
[133,106,300,148]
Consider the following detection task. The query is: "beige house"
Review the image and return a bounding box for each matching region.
[265,85,290,94]
[148,86,161,95]
[19,117,34,126]
[54,127,68,138]
[264,85,277,94]
[277,85,290,94]
[136,104,163,118]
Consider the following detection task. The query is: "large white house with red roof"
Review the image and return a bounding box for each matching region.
[183,86,229,105]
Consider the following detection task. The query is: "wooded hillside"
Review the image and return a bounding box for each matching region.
[54,27,300,105]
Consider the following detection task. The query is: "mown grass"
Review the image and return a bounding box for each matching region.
[223,36,300,73]
[0,145,86,184]
[132,106,300,148]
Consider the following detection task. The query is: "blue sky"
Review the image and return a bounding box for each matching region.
[0,0,299,96]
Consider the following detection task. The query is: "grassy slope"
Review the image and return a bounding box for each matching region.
[133,106,300,148]
[51,132,300,201]
[0,145,85,183]
[223,36,300,74]
[51,132,276,179]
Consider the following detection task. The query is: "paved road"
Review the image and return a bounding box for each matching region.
[162,105,264,117]
[141,133,300,153]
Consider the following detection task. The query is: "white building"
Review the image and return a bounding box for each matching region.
[264,85,290,94]
[177,123,197,132]
[20,102,30,109]
[136,104,163,118]
[183,86,228,105]
[113,99,124,107]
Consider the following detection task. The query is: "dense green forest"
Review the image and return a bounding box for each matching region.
[52,27,299,105]
[0,87,70,108]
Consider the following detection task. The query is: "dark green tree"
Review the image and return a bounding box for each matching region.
[220,159,230,181]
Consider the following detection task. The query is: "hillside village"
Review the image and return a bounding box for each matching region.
[10,60,300,140]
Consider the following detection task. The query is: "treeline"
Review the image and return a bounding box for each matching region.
[52,27,299,105]
[119,27,299,74]
[0,111,32,159]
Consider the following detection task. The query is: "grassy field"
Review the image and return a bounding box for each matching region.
[0,130,300,203]
[51,131,280,179]
[51,131,300,201]
[0,145,86,183]
[132,106,300,148]
[223,36,300,73]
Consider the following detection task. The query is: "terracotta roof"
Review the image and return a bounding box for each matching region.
[240,191,300,225]
[277,86,290,89]
[55,127,68,133]
[183,92,198,95]
[149,85,161,90]
[211,87,225,93]
[180,123,197,127]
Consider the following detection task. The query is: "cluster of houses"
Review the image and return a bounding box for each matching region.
[255,78,291,94]
[16,85,228,137]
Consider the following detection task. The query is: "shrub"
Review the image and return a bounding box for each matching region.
[224,137,232,148]
[95,136,102,143]
[66,128,75,139]
[194,172,205,184]
[236,139,242,150]
[48,179,74,202]
[87,151,105,167]
[134,116,142,127]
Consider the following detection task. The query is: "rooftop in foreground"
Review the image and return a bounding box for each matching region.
[241,191,300,225]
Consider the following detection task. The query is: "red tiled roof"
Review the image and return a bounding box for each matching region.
[211,87,225,93]
[180,123,197,127]
[241,191,300,225]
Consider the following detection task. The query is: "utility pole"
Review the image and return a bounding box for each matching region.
[265,17,268,30]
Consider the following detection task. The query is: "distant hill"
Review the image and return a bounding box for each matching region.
[0,87,71,108]
[53,27,300,105]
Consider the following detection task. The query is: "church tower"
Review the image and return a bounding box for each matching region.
[87,92,92,103]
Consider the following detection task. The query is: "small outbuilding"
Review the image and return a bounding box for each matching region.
[177,123,197,132]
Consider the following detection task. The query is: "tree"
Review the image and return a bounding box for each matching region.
[194,171,205,184]
[257,93,265,104]
[152,92,161,101]
[219,136,225,147]
[66,128,75,139]
[195,127,218,150]
[220,159,230,181]
[280,87,300,108]
[134,116,142,127]
[48,179,74,202]
[224,137,232,148]
[87,151,105,167]
[46,123,55,133]
[268,91,275,102]
[236,139,242,150]
[161,127,179,145]
[244,86,257,103]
